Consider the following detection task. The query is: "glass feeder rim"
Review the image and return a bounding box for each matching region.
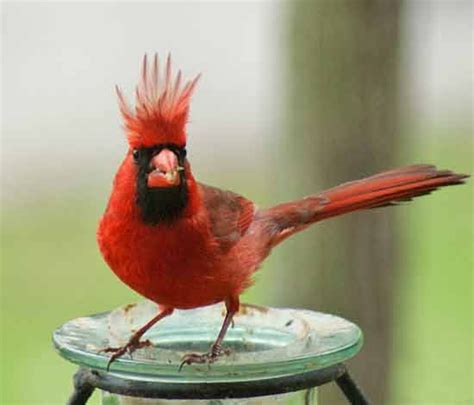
[53,329,362,369]
[53,313,363,382]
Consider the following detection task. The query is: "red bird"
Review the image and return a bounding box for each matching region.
[97,55,467,369]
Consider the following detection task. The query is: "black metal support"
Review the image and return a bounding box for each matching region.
[67,368,96,405]
[335,369,370,405]
[67,363,370,404]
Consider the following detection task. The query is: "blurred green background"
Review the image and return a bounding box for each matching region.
[1,1,472,404]
[1,136,471,404]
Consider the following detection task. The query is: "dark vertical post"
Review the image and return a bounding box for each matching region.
[283,1,402,403]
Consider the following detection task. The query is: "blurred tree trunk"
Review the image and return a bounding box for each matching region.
[282,1,402,403]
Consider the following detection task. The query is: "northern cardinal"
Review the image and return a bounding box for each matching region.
[97,55,467,370]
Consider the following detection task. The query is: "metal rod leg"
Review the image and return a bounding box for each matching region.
[335,370,370,405]
[67,368,95,405]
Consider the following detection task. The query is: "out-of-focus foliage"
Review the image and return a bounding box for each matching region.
[389,133,472,404]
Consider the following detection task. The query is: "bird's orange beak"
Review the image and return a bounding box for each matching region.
[147,149,183,188]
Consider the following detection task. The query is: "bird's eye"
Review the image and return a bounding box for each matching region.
[132,149,140,161]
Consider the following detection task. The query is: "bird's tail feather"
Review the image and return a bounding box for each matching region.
[265,165,468,246]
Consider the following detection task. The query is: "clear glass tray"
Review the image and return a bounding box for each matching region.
[53,301,362,383]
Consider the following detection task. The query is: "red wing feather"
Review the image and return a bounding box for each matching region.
[199,183,255,252]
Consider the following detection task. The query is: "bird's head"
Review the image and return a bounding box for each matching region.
[115,54,200,224]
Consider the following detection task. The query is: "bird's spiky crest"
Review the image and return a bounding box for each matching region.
[116,54,200,148]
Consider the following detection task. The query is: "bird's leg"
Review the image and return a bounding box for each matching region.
[180,297,239,370]
[102,307,173,371]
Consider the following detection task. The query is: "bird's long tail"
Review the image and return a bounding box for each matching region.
[265,165,468,246]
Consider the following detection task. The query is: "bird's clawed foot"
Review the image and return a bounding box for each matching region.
[179,343,231,370]
[101,337,153,371]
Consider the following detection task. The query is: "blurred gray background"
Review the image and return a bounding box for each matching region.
[3,1,471,201]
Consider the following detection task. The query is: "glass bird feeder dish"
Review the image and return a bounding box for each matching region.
[53,301,367,404]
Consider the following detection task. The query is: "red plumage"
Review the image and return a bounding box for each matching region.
[97,55,468,369]
[115,54,200,148]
